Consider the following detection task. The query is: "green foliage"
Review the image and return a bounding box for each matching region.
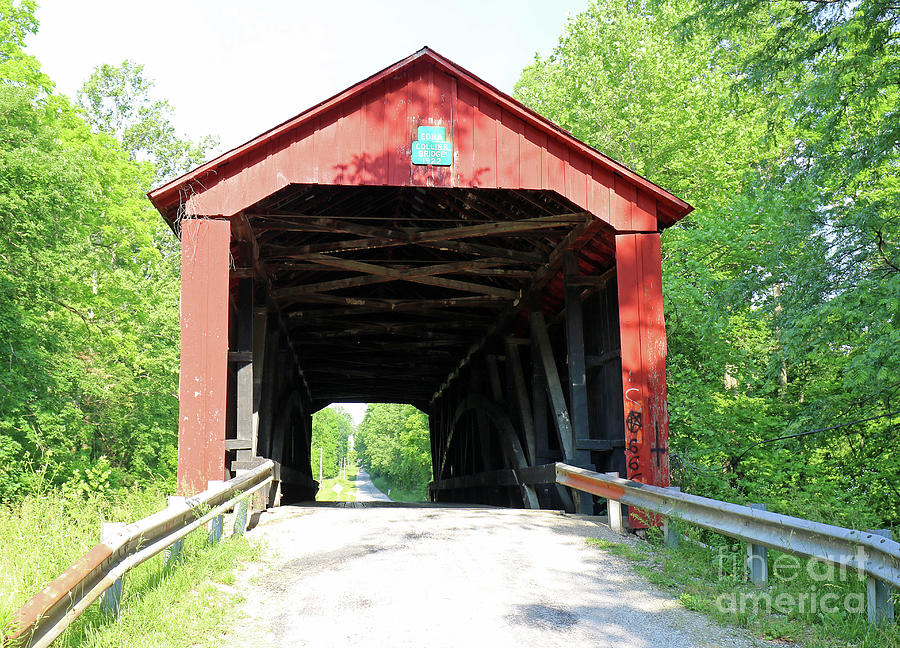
[0,483,258,647]
[316,469,359,502]
[0,2,211,500]
[309,406,353,481]
[515,0,900,529]
[77,60,217,184]
[586,532,900,647]
[355,403,431,498]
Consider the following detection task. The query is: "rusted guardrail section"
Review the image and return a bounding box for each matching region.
[556,463,899,624]
[5,461,275,648]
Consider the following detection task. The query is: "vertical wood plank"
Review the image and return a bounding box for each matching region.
[455,83,476,187]
[432,66,454,188]
[544,136,567,197]
[637,233,670,488]
[587,161,613,226]
[565,254,594,514]
[474,95,499,187]
[177,218,231,495]
[498,109,521,187]
[634,188,658,231]
[338,95,362,185]
[612,175,636,231]
[407,62,429,187]
[364,83,388,183]
[521,124,543,189]
[317,107,341,184]
[386,70,409,186]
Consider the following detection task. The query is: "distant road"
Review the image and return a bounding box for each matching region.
[354,467,392,502]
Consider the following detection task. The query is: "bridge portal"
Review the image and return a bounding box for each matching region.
[148,48,692,523]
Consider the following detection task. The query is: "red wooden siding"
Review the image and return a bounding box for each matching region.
[154,53,687,233]
[616,232,670,526]
[177,218,231,495]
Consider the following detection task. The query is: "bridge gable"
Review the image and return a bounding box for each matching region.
[148,48,690,230]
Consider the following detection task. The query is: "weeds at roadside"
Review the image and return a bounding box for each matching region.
[1,488,259,647]
[586,522,900,648]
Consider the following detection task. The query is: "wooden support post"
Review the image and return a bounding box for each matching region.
[506,339,536,466]
[867,529,895,625]
[616,232,670,527]
[256,327,279,459]
[531,334,549,465]
[565,254,594,515]
[235,279,254,463]
[177,218,231,495]
[100,522,125,615]
[530,308,574,459]
[746,503,768,585]
[486,354,503,402]
[269,355,286,465]
[251,305,268,447]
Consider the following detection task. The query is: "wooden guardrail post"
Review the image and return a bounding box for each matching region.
[605,472,625,534]
[207,480,224,544]
[663,486,680,548]
[867,529,896,625]
[100,522,125,615]
[165,496,186,566]
[746,503,768,585]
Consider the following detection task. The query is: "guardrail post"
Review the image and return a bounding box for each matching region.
[207,480,224,544]
[233,497,249,537]
[867,529,895,625]
[746,503,768,585]
[100,522,125,615]
[605,472,625,534]
[663,486,680,549]
[165,496,186,566]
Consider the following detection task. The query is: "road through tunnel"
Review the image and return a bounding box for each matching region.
[148,48,692,523]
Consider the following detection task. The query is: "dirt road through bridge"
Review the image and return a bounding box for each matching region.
[216,504,777,647]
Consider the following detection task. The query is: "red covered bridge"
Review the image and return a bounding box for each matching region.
[148,48,691,520]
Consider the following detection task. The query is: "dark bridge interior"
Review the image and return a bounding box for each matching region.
[224,183,627,512]
[247,184,611,406]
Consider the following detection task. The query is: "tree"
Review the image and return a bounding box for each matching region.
[0,2,190,499]
[355,404,431,496]
[515,0,899,527]
[309,406,354,480]
[77,60,217,184]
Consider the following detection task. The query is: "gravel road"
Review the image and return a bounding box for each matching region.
[214,503,783,648]
[354,468,392,502]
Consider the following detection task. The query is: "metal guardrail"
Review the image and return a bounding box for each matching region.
[556,463,898,622]
[5,460,275,648]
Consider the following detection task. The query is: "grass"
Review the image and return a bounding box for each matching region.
[315,463,359,502]
[585,522,900,648]
[370,475,427,502]
[0,486,259,647]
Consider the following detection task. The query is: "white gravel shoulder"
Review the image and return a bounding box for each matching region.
[213,504,785,648]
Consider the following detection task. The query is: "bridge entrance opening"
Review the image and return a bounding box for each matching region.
[148,48,692,523]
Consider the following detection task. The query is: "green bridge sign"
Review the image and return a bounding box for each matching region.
[412,126,452,166]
